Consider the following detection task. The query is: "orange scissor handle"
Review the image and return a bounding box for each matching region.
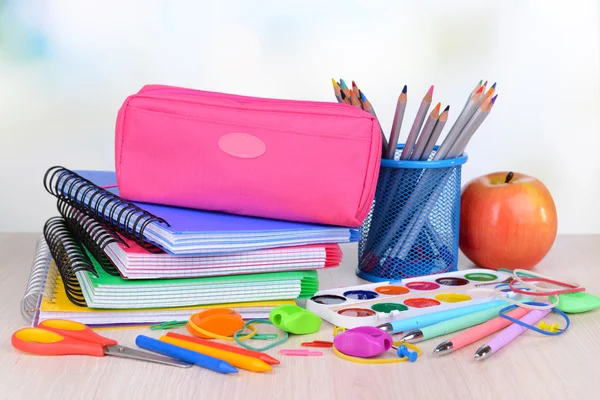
[37,320,117,347]
[11,328,106,357]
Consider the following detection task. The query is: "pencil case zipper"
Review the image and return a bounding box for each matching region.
[137,85,367,121]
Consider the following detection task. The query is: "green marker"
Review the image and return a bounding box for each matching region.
[399,304,507,343]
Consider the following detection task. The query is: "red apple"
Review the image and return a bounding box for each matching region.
[459,171,558,270]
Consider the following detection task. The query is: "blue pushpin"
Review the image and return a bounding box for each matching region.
[396,345,418,362]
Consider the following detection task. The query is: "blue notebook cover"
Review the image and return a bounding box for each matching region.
[71,170,360,254]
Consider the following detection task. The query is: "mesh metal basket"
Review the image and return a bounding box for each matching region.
[358,146,468,282]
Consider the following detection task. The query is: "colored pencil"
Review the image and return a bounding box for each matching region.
[463,80,482,109]
[351,80,363,108]
[420,105,449,160]
[349,89,362,107]
[332,78,342,103]
[361,91,389,157]
[385,85,408,159]
[446,94,497,157]
[481,83,495,103]
[390,95,497,259]
[433,86,483,160]
[164,332,280,365]
[399,85,433,160]
[339,78,351,99]
[339,89,350,105]
[411,102,441,161]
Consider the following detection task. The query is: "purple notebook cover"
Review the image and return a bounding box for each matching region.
[75,170,359,237]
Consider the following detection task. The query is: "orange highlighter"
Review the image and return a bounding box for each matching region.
[165,332,280,365]
[160,335,273,373]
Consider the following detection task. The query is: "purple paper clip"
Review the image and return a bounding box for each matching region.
[333,326,393,358]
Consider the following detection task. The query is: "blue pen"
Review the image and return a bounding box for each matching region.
[136,335,238,374]
[378,299,507,334]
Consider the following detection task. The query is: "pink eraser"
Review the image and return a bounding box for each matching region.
[333,326,392,358]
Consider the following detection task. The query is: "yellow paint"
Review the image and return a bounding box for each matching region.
[435,293,472,303]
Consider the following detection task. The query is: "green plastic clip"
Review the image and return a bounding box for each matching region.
[253,333,279,340]
[149,320,187,330]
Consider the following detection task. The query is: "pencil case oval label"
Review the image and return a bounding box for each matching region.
[218,133,266,159]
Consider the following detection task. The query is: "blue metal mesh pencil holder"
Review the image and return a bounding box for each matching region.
[358,145,468,282]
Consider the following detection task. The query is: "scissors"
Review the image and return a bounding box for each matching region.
[11,319,191,368]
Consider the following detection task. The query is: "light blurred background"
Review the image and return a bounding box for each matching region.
[1,0,598,233]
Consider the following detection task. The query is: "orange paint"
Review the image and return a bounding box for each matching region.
[375,285,409,295]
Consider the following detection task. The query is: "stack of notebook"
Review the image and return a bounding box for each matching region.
[21,167,358,327]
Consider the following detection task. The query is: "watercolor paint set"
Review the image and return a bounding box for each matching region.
[306,268,514,329]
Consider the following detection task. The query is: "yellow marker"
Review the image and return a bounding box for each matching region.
[159,336,272,373]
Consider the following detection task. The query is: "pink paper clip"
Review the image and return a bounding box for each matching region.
[279,349,323,356]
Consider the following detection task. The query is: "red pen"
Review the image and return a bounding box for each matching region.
[301,340,333,348]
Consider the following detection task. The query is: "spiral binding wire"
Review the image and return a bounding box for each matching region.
[20,237,60,324]
[57,199,128,276]
[43,166,169,253]
[43,216,98,307]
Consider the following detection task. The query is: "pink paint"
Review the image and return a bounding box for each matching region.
[405,282,440,291]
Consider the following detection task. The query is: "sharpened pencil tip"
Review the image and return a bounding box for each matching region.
[340,79,347,89]
[443,105,450,111]
[483,81,488,86]
[402,85,407,94]
[491,82,497,89]
[434,102,441,111]
[428,85,434,94]
[331,78,337,87]
[475,86,484,94]
[479,79,483,85]
[352,80,357,87]
[349,89,354,96]
[360,91,366,102]
[492,94,498,104]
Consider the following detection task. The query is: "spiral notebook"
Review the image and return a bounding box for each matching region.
[42,216,318,309]
[58,199,342,279]
[106,239,342,279]
[44,167,360,255]
[22,238,292,327]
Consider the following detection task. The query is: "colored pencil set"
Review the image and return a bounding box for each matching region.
[332,79,498,279]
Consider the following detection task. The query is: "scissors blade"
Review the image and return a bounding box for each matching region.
[104,344,192,368]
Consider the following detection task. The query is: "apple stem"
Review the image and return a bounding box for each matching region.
[505,172,514,184]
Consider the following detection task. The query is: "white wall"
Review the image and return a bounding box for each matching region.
[1,0,599,233]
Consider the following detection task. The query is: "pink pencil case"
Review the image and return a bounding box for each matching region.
[114,84,382,227]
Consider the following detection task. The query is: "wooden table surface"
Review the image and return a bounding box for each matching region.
[1,233,599,400]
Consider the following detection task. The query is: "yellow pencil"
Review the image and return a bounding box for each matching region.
[331,78,342,103]
[160,336,272,373]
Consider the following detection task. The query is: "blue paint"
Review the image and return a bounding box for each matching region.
[343,290,378,300]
